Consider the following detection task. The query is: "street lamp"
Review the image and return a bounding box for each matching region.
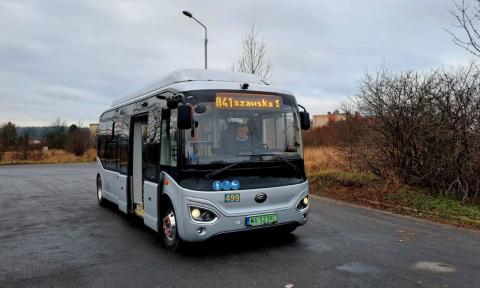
[182,10,208,69]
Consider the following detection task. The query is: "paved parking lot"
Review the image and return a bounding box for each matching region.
[0,163,479,287]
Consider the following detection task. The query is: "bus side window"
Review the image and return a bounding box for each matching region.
[99,111,118,171]
[160,110,177,167]
[116,110,129,175]
[170,109,178,166]
[160,109,177,167]
[105,120,118,171]
[98,134,107,166]
[98,117,106,166]
[159,118,170,166]
[145,109,161,182]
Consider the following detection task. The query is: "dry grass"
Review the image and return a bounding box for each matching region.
[304,146,480,229]
[0,149,96,165]
[304,146,349,173]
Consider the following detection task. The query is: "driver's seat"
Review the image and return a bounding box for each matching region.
[220,122,239,153]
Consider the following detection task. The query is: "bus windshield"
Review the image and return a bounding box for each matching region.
[183,92,303,166]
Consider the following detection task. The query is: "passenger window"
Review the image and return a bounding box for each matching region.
[160,109,177,167]
[116,109,130,175]
[99,111,119,171]
[105,121,118,171]
[145,110,161,182]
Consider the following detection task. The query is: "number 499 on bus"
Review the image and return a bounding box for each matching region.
[224,193,240,203]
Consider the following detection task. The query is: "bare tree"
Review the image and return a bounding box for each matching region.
[350,63,480,202]
[447,0,480,57]
[45,118,66,149]
[233,22,273,81]
[0,122,17,149]
[65,124,91,156]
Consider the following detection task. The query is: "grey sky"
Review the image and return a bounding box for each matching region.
[0,0,473,126]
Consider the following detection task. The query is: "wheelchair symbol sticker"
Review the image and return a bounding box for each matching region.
[222,180,231,190]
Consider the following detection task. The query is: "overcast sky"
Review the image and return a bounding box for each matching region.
[0,0,474,126]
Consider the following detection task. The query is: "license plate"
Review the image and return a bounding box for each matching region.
[245,213,278,227]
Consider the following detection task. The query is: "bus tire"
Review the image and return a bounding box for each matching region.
[96,175,106,206]
[161,200,183,251]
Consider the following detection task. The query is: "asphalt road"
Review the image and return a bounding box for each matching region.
[0,164,479,288]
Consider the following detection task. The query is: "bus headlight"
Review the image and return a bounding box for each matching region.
[297,196,309,210]
[191,208,201,219]
[189,206,218,223]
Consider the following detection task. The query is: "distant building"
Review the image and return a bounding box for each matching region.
[311,110,347,129]
[28,139,42,145]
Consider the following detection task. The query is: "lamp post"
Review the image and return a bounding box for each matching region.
[182,10,208,69]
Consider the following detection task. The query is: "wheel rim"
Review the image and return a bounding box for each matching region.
[163,211,176,241]
[97,180,102,200]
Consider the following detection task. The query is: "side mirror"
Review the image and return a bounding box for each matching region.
[177,104,192,129]
[299,111,310,130]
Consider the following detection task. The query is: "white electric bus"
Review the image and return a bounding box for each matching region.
[96,69,311,250]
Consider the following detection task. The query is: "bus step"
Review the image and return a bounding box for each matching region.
[134,208,144,218]
[134,202,144,218]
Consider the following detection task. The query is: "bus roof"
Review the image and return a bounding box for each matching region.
[111,69,279,108]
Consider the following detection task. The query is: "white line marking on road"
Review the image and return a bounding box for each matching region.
[336,262,380,274]
[413,261,456,273]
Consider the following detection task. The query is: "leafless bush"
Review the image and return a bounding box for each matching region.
[65,125,91,156]
[302,122,343,147]
[0,144,4,161]
[29,148,43,161]
[302,111,367,172]
[351,63,480,202]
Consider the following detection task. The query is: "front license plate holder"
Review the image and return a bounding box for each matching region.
[245,213,278,227]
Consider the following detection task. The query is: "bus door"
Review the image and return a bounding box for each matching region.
[131,115,148,218]
[131,110,162,231]
[143,109,162,231]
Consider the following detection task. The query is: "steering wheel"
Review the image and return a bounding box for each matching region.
[253,143,269,150]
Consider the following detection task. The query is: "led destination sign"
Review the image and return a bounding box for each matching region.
[215,93,281,109]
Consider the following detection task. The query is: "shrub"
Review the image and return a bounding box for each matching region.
[352,64,480,202]
[65,125,91,156]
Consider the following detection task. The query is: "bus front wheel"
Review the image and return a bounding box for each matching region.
[161,200,183,251]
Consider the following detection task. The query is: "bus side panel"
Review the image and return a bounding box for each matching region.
[144,180,158,231]
[117,174,128,214]
[102,169,118,203]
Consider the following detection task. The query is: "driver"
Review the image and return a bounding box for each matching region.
[235,123,256,151]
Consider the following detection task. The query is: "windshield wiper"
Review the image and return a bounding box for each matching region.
[238,153,299,174]
[204,162,241,179]
[271,154,298,172]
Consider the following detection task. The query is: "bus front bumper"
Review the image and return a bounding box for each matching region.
[179,200,308,242]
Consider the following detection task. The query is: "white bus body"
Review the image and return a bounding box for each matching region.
[96,69,310,249]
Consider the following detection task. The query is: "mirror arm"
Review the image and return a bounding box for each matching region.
[298,104,307,112]
[297,104,311,130]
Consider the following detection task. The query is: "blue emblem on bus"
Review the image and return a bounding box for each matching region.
[212,181,222,191]
[231,180,240,190]
[221,180,231,190]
